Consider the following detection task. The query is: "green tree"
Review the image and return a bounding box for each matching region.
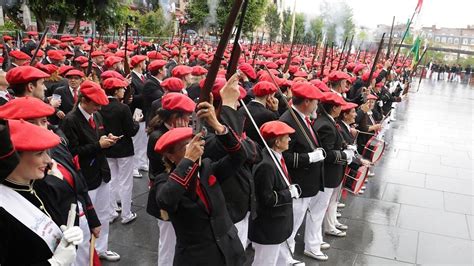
[186,0,210,30]
[265,4,281,44]
[281,9,305,43]
[137,9,174,37]
[305,17,323,43]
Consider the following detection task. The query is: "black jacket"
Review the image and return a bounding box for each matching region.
[129,71,146,114]
[154,127,246,266]
[142,77,163,123]
[355,109,374,154]
[61,108,111,190]
[249,150,293,245]
[239,101,279,146]
[50,85,77,125]
[280,109,324,197]
[99,98,140,158]
[337,120,355,144]
[314,113,348,188]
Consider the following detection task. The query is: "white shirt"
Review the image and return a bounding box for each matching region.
[78,104,92,121]
[69,86,79,97]
[341,120,351,133]
[132,70,144,81]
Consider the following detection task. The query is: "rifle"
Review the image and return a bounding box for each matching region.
[386,16,395,60]
[177,30,185,63]
[341,35,354,71]
[355,41,363,62]
[246,35,254,62]
[319,41,328,78]
[362,46,369,64]
[415,46,429,93]
[366,33,385,86]
[336,36,348,70]
[199,0,244,105]
[329,41,335,70]
[123,24,131,75]
[1,32,9,71]
[136,30,141,55]
[226,0,249,80]
[251,31,264,70]
[86,23,95,77]
[29,27,50,66]
[282,29,299,73]
[309,36,319,73]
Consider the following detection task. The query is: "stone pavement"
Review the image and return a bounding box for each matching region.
[105,79,474,265]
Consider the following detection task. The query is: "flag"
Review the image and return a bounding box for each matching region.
[415,0,423,13]
[410,36,421,67]
[402,18,411,41]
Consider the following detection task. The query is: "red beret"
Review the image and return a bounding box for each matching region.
[253,81,277,97]
[259,120,295,140]
[91,51,104,58]
[266,62,279,69]
[238,63,256,80]
[191,65,208,76]
[60,35,74,42]
[9,50,31,60]
[171,65,193,78]
[101,70,125,81]
[0,57,4,64]
[102,77,128,90]
[353,64,367,75]
[367,94,378,100]
[171,50,179,56]
[147,51,163,60]
[35,63,58,75]
[148,60,167,72]
[104,56,123,68]
[375,82,384,88]
[74,56,88,64]
[197,53,208,61]
[27,31,38,36]
[328,71,351,82]
[49,39,60,45]
[0,96,55,119]
[80,80,109,105]
[341,102,358,112]
[58,65,74,76]
[107,43,118,50]
[65,69,85,78]
[345,62,356,71]
[154,127,193,153]
[361,72,371,82]
[293,70,308,78]
[130,55,147,67]
[161,77,184,92]
[3,35,13,41]
[288,65,298,74]
[9,119,60,151]
[36,49,45,57]
[309,79,330,92]
[47,50,65,61]
[291,82,324,100]
[6,66,50,84]
[162,93,196,113]
[320,92,346,106]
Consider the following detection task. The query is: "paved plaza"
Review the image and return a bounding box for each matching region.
[105,79,474,265]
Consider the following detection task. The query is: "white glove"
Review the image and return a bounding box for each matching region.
[346,144,357,152]
[378,100,383,107]
[289,184,300,199]
[60,225,84,245]
[343,149,355,164]
[47,238,77,266]
[308,149,324,163]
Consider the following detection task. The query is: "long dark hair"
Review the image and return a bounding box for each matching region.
[146,108,186,135]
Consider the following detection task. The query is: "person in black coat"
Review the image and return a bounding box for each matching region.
[153,81,247,265]
[61,80,121,261]
[50,70,84,126]
[143,60,167,124]
[355,94,381,154]
[100,78,141,224]
[0,120,83,266]
[314,93,354,248]
[249,120,298,266]
[278,82,325,264]
[239,81,279,146]
[146,92,196,265]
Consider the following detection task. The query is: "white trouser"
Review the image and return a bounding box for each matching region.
[88,181,112,254]
[278,197,312,264]
[432,72,438,81]
[304,188,333,254]
[107,157,134,219]
[157,219,176,266]
[133,121,148,171]
[324,184,342,232]
[73,202,91,266]
[234,212,250,248]
[253,242,282,266]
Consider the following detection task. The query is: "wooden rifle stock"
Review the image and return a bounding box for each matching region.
[366,33,385,86]
[226,0,249,80]
[199,0,244,104]
[309,36,319,73]
[319,41,328,78]
[386,16,395,60]
[251,31,265,71]
[337,36,348,70]
[29,27,50,66]
[86,31,95,77]
[341,35,354,70]
[124,24,131,76]
[282,29,299,73]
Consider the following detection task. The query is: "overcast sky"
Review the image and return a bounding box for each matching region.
[284,0,474,29]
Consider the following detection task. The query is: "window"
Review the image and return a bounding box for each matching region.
[441,37,447,43]
[454,38,459,44]
[435,37,441,42]
[428,33,433,39]
[471,39,474,45]
[448,37,453,44]
[463,38,469,45]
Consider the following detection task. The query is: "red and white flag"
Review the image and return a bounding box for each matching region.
[415,0,423,13]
